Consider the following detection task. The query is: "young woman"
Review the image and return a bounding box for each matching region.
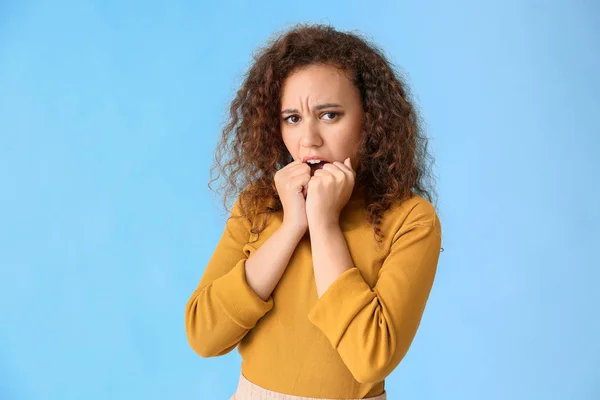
[185,23,443,400]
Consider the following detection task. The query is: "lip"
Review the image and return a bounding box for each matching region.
[302,155,331,163]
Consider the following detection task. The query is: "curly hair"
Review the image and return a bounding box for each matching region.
[209,23,437,243]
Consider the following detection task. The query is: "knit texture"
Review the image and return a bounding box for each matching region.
[185,191,442,398]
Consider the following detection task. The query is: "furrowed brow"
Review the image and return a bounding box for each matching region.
[281,103,343,115]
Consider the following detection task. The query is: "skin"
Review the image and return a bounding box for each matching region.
[281,64,364,296]
[280,63,363,175]
[278,63,365,230]
[244,63,365,300]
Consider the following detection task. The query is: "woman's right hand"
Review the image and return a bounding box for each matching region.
[274,159,311,236]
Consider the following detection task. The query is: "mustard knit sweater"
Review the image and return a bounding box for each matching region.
[185,191,442,398]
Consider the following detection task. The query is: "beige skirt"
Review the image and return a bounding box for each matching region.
[230,373,387,400]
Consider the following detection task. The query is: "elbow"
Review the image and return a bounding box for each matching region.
[186,334,222,358]
[184,297,222,358]
[185,322,215,358]
[188,339,211,358]
[185,322,214,358]
[185,317,235,358]
[187,329,238,358]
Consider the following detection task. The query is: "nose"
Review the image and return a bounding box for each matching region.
[300,120,323,148]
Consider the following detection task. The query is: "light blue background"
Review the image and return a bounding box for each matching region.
[1,0,598,399]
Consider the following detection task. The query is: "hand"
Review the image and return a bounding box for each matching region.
[274,159,311,236]
[306,157,355,229]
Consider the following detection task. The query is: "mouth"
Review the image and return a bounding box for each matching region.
[303,158,329,176]
[308,161,326,176]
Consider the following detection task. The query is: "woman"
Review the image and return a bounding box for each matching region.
[185,23,442,399]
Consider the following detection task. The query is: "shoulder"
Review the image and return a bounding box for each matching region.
[225,194,252,234]
[391,194,438,224]
[386,194,441,238]
[228,188,280,244]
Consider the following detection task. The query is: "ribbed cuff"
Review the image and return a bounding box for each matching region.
[212,259,274,329]
[308,267,375,348]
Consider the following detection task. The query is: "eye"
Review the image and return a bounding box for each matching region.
[284,115,300,124]
[283,112,340,125]
[322,112,339,120]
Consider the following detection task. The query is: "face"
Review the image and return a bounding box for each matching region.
[280,64,364,175]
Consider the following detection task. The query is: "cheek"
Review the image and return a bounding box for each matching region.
[281,134,297,157]
[336,125,361,154]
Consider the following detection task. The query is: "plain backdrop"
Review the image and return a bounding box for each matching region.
[1,0,599,399]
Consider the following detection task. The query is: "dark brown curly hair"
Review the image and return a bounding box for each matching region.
[209,23,437,243]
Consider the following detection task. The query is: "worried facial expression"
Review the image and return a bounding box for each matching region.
[280,64,364,175]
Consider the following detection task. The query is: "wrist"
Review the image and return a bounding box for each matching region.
[279,221,307,240]
[308,217,340,234]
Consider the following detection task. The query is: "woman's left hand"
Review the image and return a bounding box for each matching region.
[306,157,355,229]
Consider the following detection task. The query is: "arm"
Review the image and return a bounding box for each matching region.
[245,221,305,301]
[308,202,442,383]
[309,222,353,298]
[184,199,304,358]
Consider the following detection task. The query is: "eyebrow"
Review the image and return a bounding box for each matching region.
[281,103,343,115]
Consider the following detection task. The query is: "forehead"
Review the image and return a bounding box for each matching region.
[280,64,356,102]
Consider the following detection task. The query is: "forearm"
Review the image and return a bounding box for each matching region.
[308,216,442,383]
[309,223,354,298]
[245,223,304,301]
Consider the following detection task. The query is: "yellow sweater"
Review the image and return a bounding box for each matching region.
[185,190,442,398]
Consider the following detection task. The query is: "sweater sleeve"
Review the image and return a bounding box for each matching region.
[307,202,442,383]
[185,198,274,358]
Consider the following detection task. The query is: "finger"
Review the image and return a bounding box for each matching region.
[332,161,355,181]
[332,160,353,175]
[280,159,302,169]
[284,160,308,169]
[321,163,346,181]
[312,169,335,181]
[344,157,353,170]
[282,159,309,170]
[288,164,311,179]
[289,173,311,191]
[281,162,311,177]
